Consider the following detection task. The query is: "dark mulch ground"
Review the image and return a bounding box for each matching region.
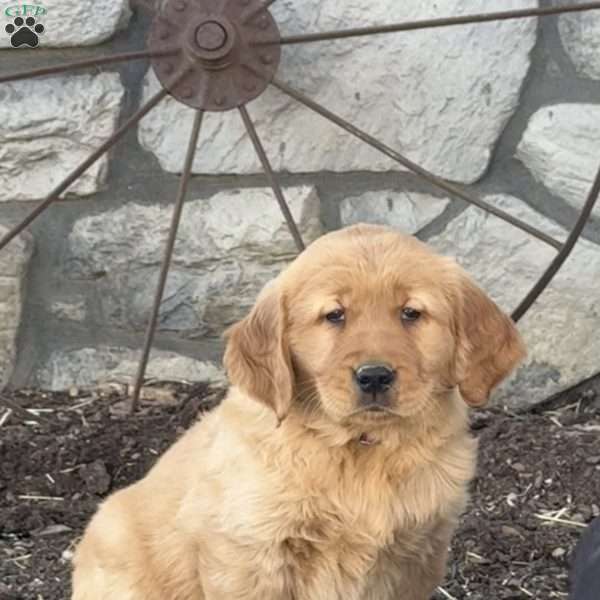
[1,381,599,600]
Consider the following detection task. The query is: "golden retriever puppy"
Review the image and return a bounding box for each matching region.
[72,224,525,600]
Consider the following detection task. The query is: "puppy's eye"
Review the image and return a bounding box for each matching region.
[401,307,422,322]
[325,309,345,324]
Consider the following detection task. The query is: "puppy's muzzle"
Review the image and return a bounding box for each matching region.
[354,364,396,410]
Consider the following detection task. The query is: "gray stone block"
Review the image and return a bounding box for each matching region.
[0,74,125,202]
[65,186,322,338]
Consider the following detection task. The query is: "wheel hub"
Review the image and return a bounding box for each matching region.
[195,21,227,51]
[148,0,281,112]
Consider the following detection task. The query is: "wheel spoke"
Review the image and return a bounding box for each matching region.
[271,77,562,250]
[267,2,600,46]
[130,110,204,412]
[239,105,305,252]
[0,68,190,252]
[511,166,600,321]
[0,49,179,85]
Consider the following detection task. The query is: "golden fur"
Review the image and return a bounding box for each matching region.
[72,224,526,600]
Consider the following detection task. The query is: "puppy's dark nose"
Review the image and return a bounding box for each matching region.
[354,364,396,394]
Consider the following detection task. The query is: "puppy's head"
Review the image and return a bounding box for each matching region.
[224,225,525,425]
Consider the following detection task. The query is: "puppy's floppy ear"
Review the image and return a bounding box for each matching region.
[223,280,294,421]
[455,275,526,407]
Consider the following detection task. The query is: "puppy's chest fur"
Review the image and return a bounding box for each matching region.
[276,444,467,588]
[190,421,476,599]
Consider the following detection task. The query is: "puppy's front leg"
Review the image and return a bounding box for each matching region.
[71,496,153,600]
[72,486,205,600]
[196,540,293,600]
[72,562,146,600]
[361,522,454,600]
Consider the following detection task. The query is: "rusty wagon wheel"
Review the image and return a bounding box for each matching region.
[1,0,599,411]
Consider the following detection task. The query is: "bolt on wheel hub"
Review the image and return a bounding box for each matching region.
[148,0,281,112]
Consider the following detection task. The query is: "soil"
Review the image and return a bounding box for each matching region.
[1,381,599,600]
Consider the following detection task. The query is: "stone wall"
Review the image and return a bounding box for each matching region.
[1,0,599,409]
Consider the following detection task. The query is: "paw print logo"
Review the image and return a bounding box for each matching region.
[5,16,45,48]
